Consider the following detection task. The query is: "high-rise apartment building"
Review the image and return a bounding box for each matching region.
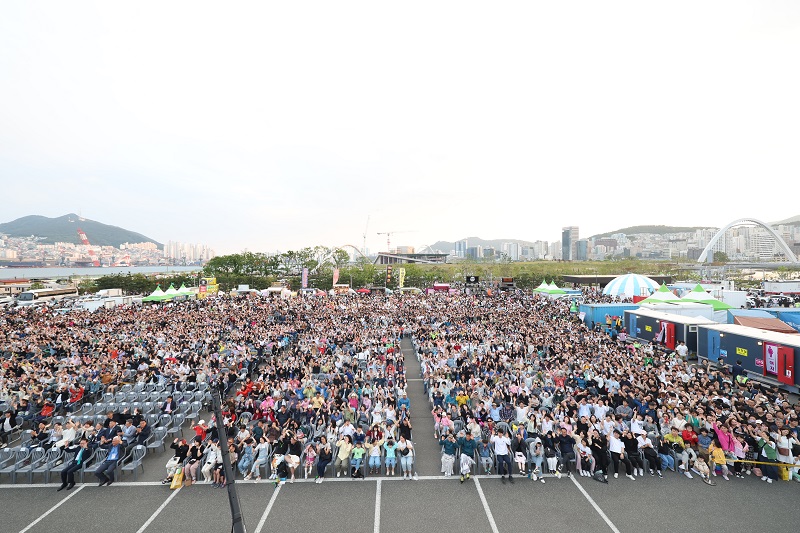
[561,226,579,261]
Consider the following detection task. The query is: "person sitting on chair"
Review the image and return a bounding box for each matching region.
[58,438,91,491]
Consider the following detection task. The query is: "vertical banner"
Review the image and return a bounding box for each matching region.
[332,268,340,286]
[386,265,393,285]
[398,268,406,288]
[302,267,309,289]
[764,343,779,375]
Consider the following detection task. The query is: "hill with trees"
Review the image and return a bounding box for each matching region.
[0,213,162,248]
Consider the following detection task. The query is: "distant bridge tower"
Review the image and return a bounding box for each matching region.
[697,217,798,263]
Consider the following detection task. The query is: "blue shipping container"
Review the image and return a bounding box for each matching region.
[578,303,639,328]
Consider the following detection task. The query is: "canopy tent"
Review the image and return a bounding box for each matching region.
[546,282,566,294]
[679,284,733,311]
[163,284,180,296]
[602,274,659,298]
[636,284,681,304]
[142,284,165,302]
[177,283,194,296]
[532,281,549,293]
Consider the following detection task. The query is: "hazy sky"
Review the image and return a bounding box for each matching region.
[1,1,798,254]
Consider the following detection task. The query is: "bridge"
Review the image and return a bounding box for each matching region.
[697,217,798,264]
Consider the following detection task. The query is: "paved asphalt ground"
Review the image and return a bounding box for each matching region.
[3,340,798,533]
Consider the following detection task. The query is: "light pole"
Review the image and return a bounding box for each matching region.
[210,386,247,533]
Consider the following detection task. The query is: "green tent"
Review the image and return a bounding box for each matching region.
[545,282,566,295]
[532,280,549,293]
[637,283,680,304]
[142,284,166,302]
[679,284,734,310]
[178,283,194,296]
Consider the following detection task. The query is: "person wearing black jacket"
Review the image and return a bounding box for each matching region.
[162,438,189,484]
[58,438,92,491]
[621,429,645,476]
[0,410,19,447]
[554,427,576,475]
[588,429,609,478]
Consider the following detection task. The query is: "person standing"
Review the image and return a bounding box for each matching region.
[491,428,514,483]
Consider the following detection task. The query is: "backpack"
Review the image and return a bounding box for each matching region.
[592,470,608,483]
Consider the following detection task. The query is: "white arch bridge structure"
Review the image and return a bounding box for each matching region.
[697,217,798,264]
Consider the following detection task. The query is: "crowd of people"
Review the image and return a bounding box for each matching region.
[411,292,800,485]
[0,294,414,486]
[1,288,799,492]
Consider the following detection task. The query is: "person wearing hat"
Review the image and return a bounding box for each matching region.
[192,419,208,441]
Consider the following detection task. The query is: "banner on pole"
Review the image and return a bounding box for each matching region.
[302,268,309,289]
[398,268,406,288]
[332,268,340,286]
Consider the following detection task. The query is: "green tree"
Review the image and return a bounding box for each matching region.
[713,251,729,263]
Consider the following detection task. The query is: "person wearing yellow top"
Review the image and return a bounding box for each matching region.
[665,427,696,478]
[334,436,353,478]
[708,440,730,480]
[456,392,470,407]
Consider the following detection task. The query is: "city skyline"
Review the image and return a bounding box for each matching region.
[1,2,798,255]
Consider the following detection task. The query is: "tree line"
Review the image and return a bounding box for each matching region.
[77,249,684,295]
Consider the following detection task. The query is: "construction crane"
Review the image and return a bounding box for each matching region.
[76,228,101,267]
[376,230,416,253]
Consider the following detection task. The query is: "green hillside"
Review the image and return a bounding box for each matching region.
[0,214,162,248]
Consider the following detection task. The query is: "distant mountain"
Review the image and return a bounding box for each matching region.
[0,214,162,248]
[424,237,534,254]
[590,225,711,239]
[771,214,800,226]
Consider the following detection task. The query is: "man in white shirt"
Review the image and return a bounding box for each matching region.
[675,341,689,361]
[490,429,514,483]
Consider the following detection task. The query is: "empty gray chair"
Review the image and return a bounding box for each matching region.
[30,447,63,483]
[159,414,173,430]
[16,447,46,484]
[147,427,168,453]
[167,413,185,439]
[80,403,93,415]
[0,447,31,483]
[120,445,147,480]
[0,448,15,469]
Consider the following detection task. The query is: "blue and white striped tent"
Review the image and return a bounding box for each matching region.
[602,274,659,298]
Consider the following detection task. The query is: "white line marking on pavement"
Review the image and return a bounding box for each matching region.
[253,484,281,533]
[570,475,622,533]
[135,487,181,533]
[473,477,500,533]
[374,479,382,533]
[0,473,561,489]
[19,485,85,533]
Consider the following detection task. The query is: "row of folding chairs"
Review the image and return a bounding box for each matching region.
[101,390,209,406]
[0,438,153,484]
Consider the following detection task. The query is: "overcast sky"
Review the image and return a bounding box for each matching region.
[1,1,798,254]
